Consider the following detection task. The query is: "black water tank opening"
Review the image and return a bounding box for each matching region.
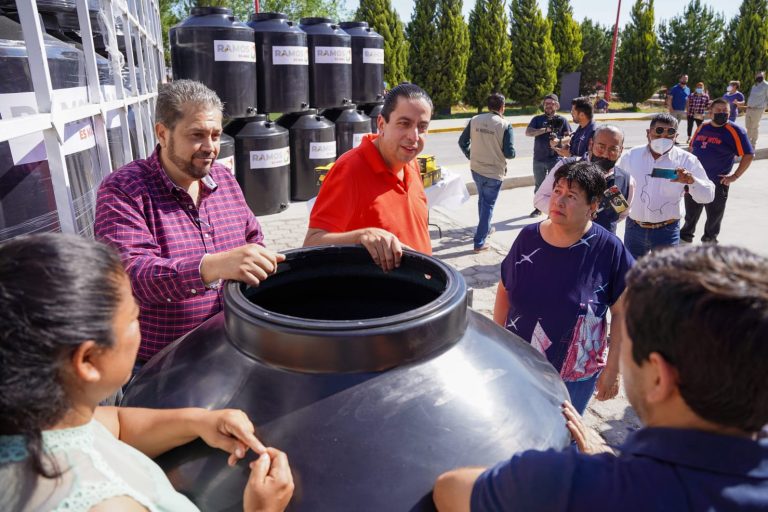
[244,259,445,320]
[191,6,232,16]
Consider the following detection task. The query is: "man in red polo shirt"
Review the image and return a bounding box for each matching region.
[304,83,433,271]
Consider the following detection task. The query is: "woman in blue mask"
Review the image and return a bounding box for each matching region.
[686,81,710,143]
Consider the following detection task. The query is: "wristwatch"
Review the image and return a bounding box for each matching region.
[205,278,223,290]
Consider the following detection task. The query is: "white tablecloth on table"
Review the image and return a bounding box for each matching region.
[306,168,470,213]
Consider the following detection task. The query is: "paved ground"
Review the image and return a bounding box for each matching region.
[258,119,768,448]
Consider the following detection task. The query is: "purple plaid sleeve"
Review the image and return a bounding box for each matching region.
[94,148,264,361]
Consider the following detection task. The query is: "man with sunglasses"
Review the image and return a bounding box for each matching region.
[533,125,634,234]
[617,113,714,259]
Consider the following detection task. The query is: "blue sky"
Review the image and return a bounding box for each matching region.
[345,0,741,27]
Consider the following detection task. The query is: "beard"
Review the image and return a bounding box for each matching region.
[167,137,215,181]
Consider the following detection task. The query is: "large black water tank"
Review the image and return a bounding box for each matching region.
[0,16,103,240]
[339,21,384,105]
[122,246,570,511]
[170,7,256,118]
[227,115,291,216]
[276,109,335,201]
[248,12,309,114]
[299,17,352,110]
[323,104,371,156]
[361,101,383,133]
[216,132,235,175]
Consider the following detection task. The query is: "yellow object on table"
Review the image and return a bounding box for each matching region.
[315,162,335,186]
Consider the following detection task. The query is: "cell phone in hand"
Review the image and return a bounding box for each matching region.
[651,167,678,180]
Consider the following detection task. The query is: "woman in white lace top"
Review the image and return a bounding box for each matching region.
[0,234,294,511]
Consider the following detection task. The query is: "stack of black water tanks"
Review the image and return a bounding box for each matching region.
[170,10,385,214]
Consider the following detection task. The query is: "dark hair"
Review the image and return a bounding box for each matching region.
[0,234,127,477]
[571,96,593,120]
[380,82,433,122]
[649,112,679,129]
[487,93,505,112]
[552,160,607,204]
[710,97,729,111]
[624,245,768,432]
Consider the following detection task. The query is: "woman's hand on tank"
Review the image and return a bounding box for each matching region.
[243,448,294,512]
[197,409,267,466]
[561,401,613,455]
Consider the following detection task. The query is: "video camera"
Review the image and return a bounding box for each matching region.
[542,116,565,139]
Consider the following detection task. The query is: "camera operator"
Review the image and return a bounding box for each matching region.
[526,94,571,217]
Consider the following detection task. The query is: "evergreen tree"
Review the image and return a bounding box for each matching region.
[706,16,740,97]
[731,0,768,91]
[579,19,611,94]
[508,0,558,106]
[406,0,439,94]
[548,0,583,94]
[614,0,659,108]
[356,0,409,87]
[657,0,724,90]
[430,0,470,113]
[465,0,513,111]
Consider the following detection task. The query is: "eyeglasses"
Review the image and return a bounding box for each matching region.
[653,126,677,136]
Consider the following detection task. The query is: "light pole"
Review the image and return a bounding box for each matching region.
[606,0,621,101]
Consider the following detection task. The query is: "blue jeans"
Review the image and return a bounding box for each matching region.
[564,372,600,415]
[471,171,502,249]
[624,218,680,260]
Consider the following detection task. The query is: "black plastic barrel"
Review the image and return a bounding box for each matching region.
[248,12,309,114]
[322,103,371,156]
[361,101,384,133]
[170,7,256,118]
[0,16,102,240]
[215,132,235,175]
[225,115,291,215]
[122,246,570,511]
[276,109,335,201]
[339,21,384,105]
[299,17,352,110]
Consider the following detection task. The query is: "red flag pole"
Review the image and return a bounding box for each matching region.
[254,0,259,13]
[605,0,621,101]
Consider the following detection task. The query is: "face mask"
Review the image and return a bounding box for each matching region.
[650,138,674,154]
[726,86,733,93]
[695,88,704,94]
[713,112,729,125]
[590,156,616,172]
[757,77,764,83]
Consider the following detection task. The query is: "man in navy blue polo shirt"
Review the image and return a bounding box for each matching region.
[681,98,754,244]
[433,244,768,512]
[666,74,690,134]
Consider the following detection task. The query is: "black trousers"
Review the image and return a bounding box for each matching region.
[681,182,729,242]
[687,115,703,137]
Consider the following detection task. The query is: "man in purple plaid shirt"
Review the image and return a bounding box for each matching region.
[95,80,284,364]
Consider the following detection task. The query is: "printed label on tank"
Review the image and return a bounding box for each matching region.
[353,133,365,148]
[0,87,95,164]
[272,46,309,65]
[250,147,290,169]
[362,48,385,64]
[314,46,352,64]
[308,141,336,159]
[214,40,256,62]
[216,155,235,175]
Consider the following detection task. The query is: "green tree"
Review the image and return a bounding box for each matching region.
[508,0,558,106]
[357,0,409,87]
[657,0,724,90]
[579,19,611,94]
[406,0,439,95]
[159,0,181,65]
[465,0,513,111]
[548,0,583,94]
[731,0,768,91]
[614,0,659,108]
[170,0,348,24]
[430,0,470,113]
[706,16,740,97]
